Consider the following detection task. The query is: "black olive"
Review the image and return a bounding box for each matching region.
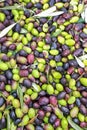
[5,70,12,80]
[14,23,21,33]
[61,107,70,116]
[73,118,80,125]
[0,97,5,107]
[36,126,44,130]
[1,46,8,53]
[14,118,21,125]
[34,3,42,9]
[10,110,17,120]
[23,79,32,88]
[49,114,57,124]
[19,50,28,57]
[24,10,30,17]
[76,98,81,107]
[34,118,42,125]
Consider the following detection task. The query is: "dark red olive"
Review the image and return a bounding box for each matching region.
[27,54,34,64]
[19,70,28,77]
[38,110,45,119]
[49,96,57,106]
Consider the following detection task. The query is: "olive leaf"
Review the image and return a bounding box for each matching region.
[67,116,83,130]
[7,112,10,130]
[20,28,28,34]
[34,6,64,17]
[0,22,17,38]
[0,0,5,2]
[81,7,87,23]
[79,54,87,60]
[34,11,64,17]
[34,6,56,17]
[0,4,23,10]
[17,86,23,109]
[74,56,85,68]
[32,83,39,92]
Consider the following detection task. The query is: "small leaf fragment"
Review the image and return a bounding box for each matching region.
[20,28,28,34]
[79,54,87,60]
[7,112,10,130]
[0,4,23,10]
[0,22,17,38]
[75,56,85,68]
[17,86,23,109]
[32,83,39,92]
[52,29,61,37]
[68,116,83,130]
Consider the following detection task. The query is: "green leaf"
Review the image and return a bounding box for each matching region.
[6,105,13,110]
[67,116,83,130]
[7,112,10,130]
[20,28,28,34]
[17,86,23,109]
[0,4,23,10]
[0,22,17,38]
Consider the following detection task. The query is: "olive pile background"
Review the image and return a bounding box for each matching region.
[0,0,87,130]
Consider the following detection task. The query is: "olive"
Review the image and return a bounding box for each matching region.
[24,10,30,17]
[49,114,57,124]
[14,118,21,125]
[19,50,28,57]
[23,79,32,88]
[10,110,17,120]
[49,0,55,6]
[54,55,61,62]
[35,118,42,125]
[14,23,21,33]
[73,118,80,125]
[76,98,81,107]
[0,118,6,129]
[61,107,70,116]
[34,3,42,9]
[0,97,5,107]
[36,126,44,130]
[1,46,8,53]
[11,91,18,98]
[5,70,12,80]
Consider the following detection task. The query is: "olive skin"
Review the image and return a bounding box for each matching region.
[5,70,13,80]
[10,110,17,120]
[0,97,5,107]
[0,118,6,129]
